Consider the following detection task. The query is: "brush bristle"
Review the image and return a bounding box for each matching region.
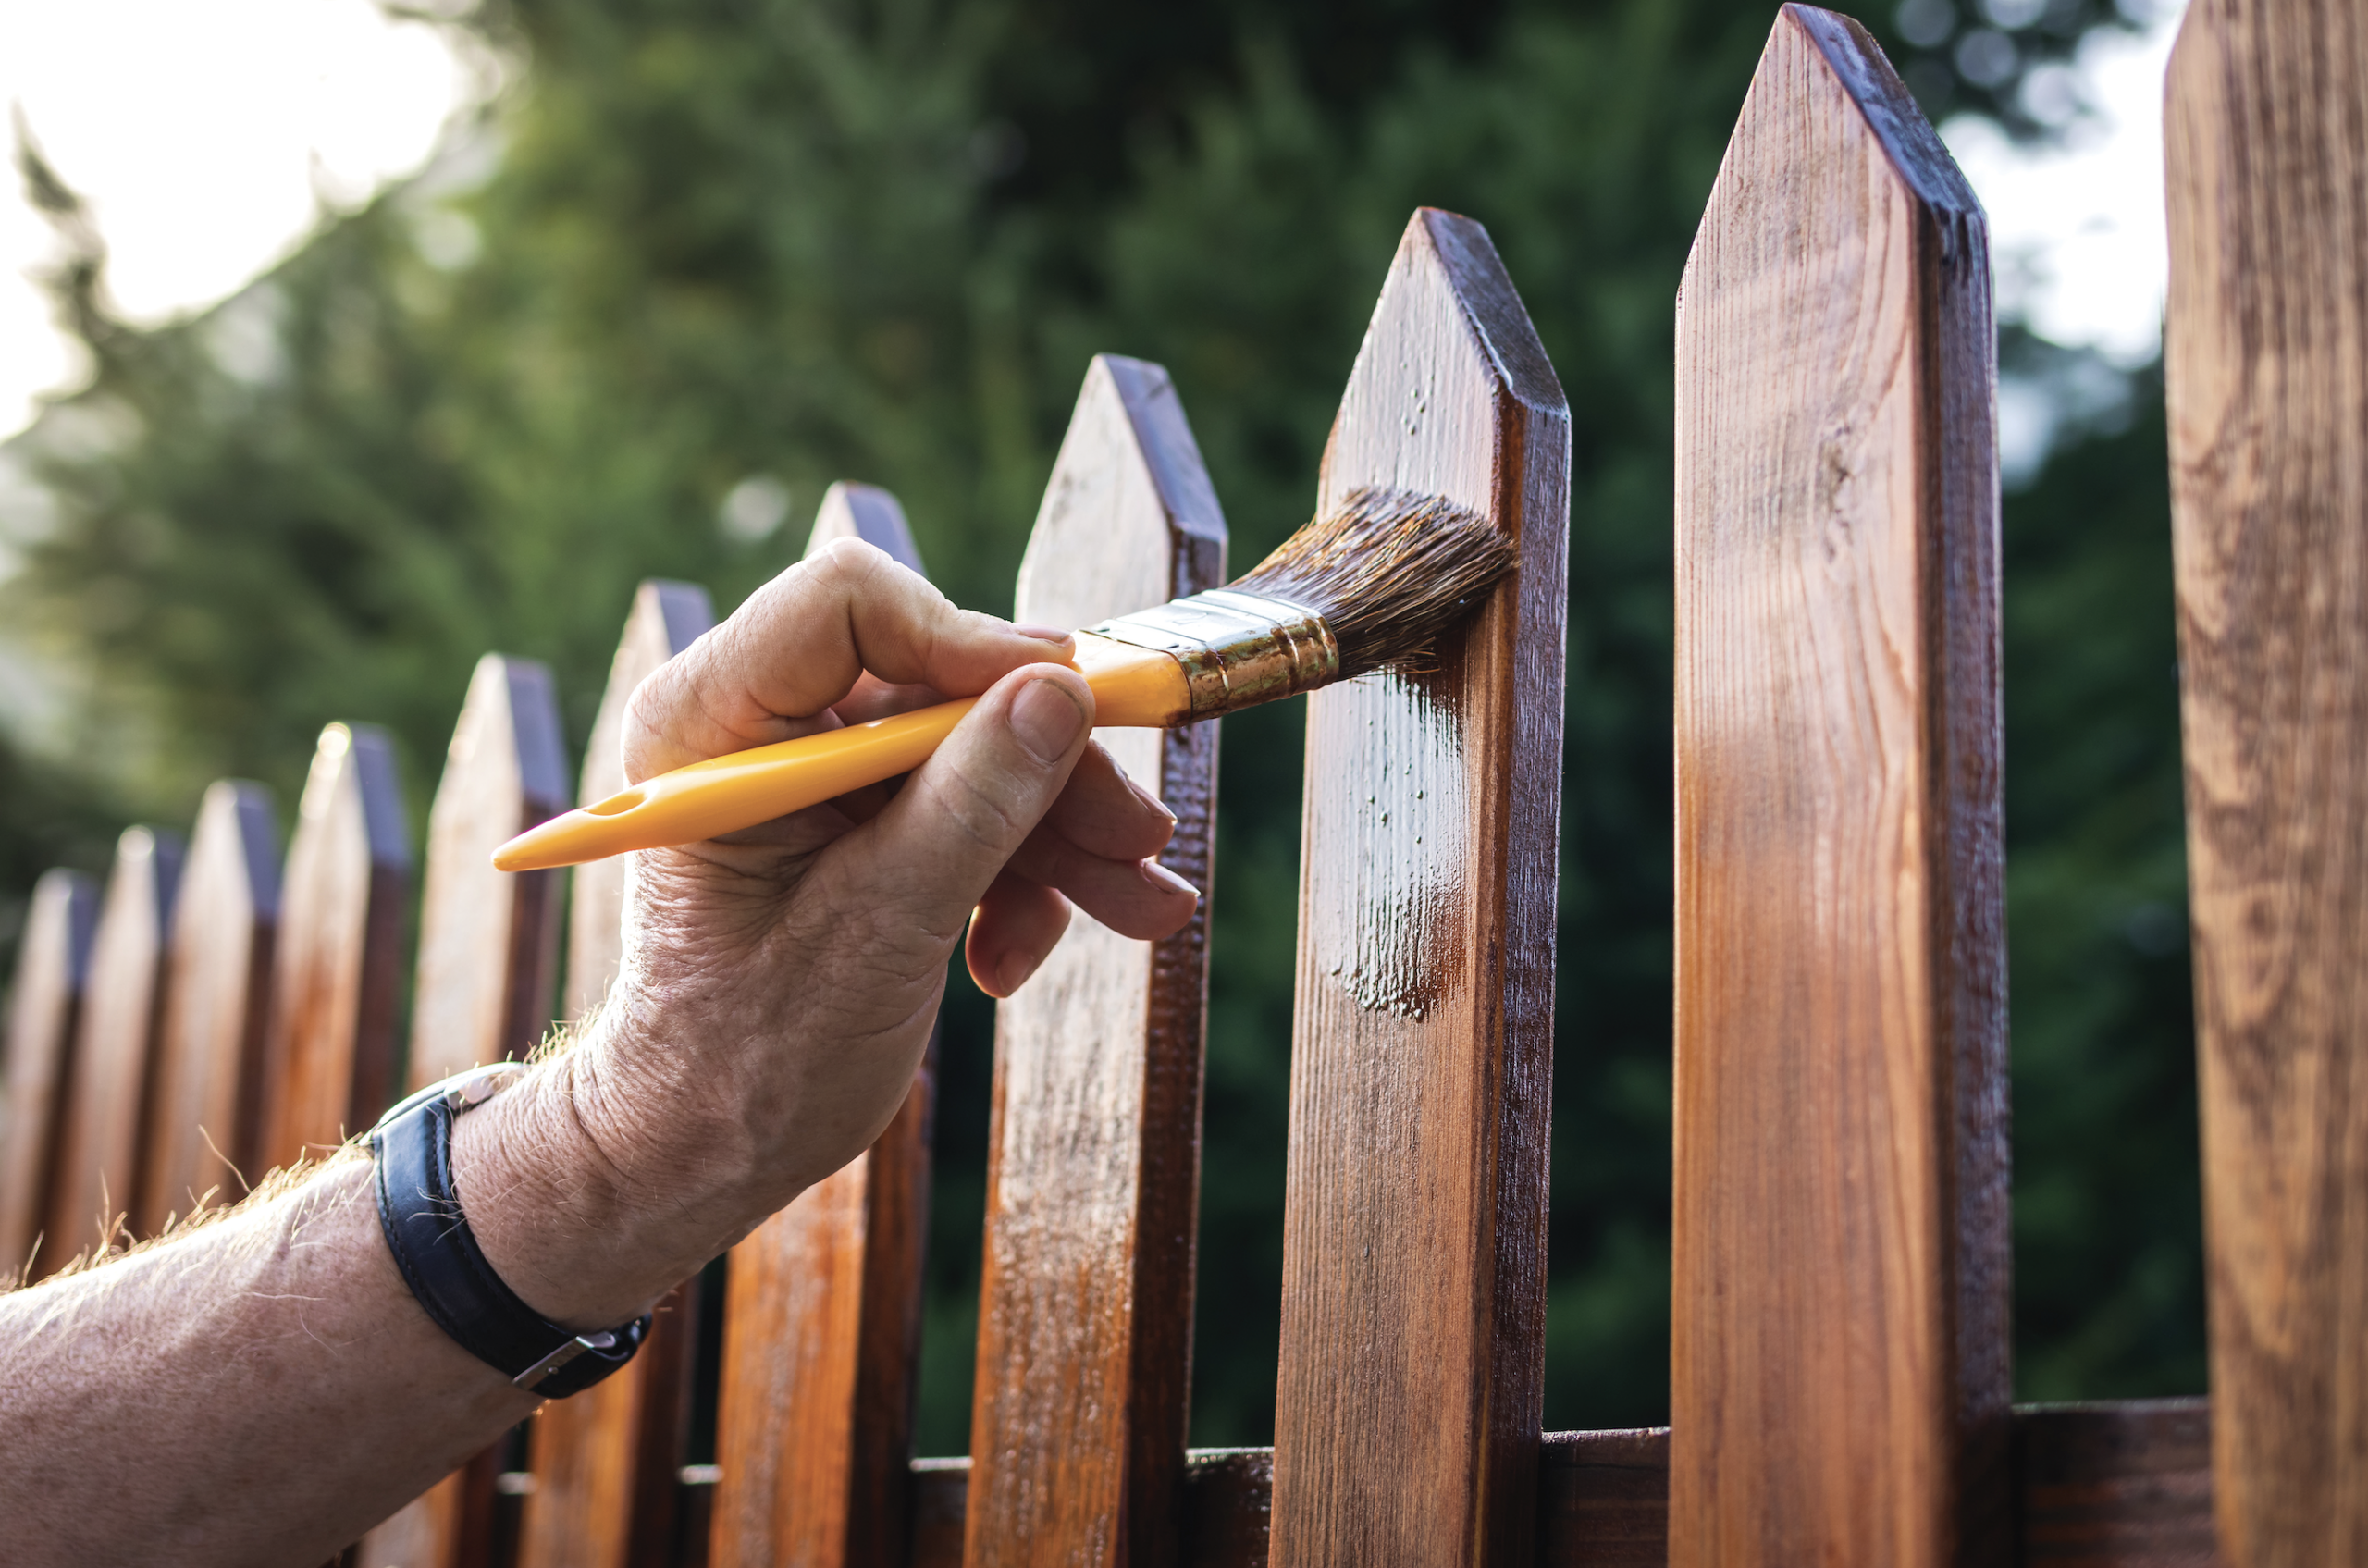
[1229,488,1516,678]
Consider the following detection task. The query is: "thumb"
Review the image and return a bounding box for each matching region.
[808,664,1093,952]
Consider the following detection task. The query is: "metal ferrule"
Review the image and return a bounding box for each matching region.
[1087,588,1340,721]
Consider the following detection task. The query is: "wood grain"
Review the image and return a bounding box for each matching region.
[522,579,713,1568]
[254,723,411,1168]
[360,653,569,1568]
[1267,210,1568,1567]
[962,355,1226,1568]
[137,780,280,1234]
[404,653,570,1091]
[1671,10,2006,1567]
[2163,3,2368,1562]
[45,825,184,1270]
[709,483,938,1568]
[561,581,716,1025]
[0,868,99,1280]
[2015,1401,2219,1566]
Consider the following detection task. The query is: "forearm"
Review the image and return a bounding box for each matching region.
[0,1157,537,1567]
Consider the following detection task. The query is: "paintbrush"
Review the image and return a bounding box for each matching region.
[492,488,1513,871]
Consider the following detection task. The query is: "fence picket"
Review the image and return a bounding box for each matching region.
[0,870,100,1280]
[43,826,184,1272]
[1267,209,1569,1566]
[136,781,280,1235]
[359,653,569,1568]
[1671,10,2006,1566]
[254,723,411,1168]
[963,357,1227,1568]
[522,580,714,1568]
[2164,0,2368,1558]
[710,483,938,1568]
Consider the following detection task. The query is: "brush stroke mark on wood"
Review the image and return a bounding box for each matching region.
[0,869,99,1280]
[523,579,713,1568]
[254,722,411,1168]
[45,825,183,1270]
[2164,2,2368,1560]
[963,355,1225,1568]
[138,780,279,1235]
[710,483,937,1568]
[1671,9,2005,1567]
[1269,207,1568,1568]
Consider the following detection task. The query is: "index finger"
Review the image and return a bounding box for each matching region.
[624,537,1076,778]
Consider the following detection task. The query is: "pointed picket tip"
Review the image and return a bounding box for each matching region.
[808,480,928,576]
[408,652,570,1092]
[566,580,716,1023]
[255,722,411,1170]
[45,825,184,1270]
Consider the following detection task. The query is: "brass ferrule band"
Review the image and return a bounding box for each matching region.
[1087,589,1340,721]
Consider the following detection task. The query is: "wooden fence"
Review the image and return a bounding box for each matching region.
[1,4,2362,1563]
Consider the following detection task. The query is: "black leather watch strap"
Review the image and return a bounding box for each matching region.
[369,1069,648,1399]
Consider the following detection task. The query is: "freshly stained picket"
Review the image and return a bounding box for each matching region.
[964,357,1227,1568]
[522,579,714,1568]
[0,869,99,1280]
[711,483,938,1568]
[1267,210,1569,1566]
[2164,0,2368,1559]
[253,723,411,1169]
[359,653,569,1568]
[1671,10,2006,1567]
[44,826,184,1271]
[136,781,279,1235]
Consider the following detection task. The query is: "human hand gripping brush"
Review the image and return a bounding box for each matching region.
[491,488,1515,870]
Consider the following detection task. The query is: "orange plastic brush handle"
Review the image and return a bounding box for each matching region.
[493,634,1188,871]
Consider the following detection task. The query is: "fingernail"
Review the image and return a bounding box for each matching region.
[1128,773,1178,823]
[1010,678,1088,762]
[1141,859,1200,902]
[1013,623,1075,644]
[997,949,1046,995]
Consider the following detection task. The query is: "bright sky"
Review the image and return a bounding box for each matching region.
[1942,4,2187,368]
[0,0,482,441]
[0,1,2184,447]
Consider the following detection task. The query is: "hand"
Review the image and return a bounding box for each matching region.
[454,538,1200,1327]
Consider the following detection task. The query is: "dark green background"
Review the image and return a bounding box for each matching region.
[0,0,2200,1451]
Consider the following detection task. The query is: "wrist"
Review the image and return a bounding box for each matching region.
[444,1057,730,1332]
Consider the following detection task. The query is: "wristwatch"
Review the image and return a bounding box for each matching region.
[368,1063,650,1399]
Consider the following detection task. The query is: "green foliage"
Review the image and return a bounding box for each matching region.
[1998,347,2203,1401]
[0,0,2203,1455]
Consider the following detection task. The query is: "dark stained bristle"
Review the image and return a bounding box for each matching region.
[1229,488,1517,679]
